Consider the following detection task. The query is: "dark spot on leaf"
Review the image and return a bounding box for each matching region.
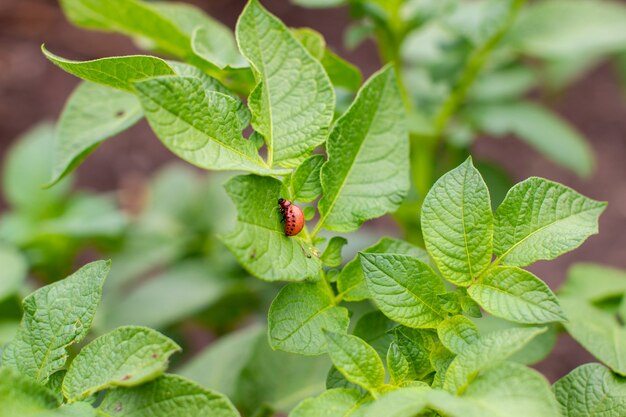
[122,374,132,380]
[116,110,125,117]
[151,353,159,358]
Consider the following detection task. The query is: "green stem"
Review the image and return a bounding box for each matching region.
[432,0,527,139]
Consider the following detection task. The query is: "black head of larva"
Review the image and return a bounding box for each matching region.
[278,198,291,209]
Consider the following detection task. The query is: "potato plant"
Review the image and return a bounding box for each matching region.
[2,0,626,416]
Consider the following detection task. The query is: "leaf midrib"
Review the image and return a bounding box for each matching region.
[139,80,264,167]
[498,204,603,263]
[275,304,335,346]
[368,259,443,320]
[471,280,562,321]
[317,72,389,232]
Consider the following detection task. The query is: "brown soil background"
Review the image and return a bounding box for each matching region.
[1,0,625,382]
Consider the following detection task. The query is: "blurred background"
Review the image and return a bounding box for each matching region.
[1,0,626,393]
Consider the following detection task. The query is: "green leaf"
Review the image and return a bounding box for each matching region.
[430,343,455,388]
[318,66,409,232]
[460,291,483,318]
[2,260,110,383]
[472,316,558,365]
[393,327,437,380]
[326,366,366,395]
[428,362,560,417]
[221,175,321,281]
[560,297,626,375]
[236,0,334,167]
[437,315,479,354]
[324,330,386,392]
[387,342,410,385]
[59,0,189,57]
[268,281,349,355]
[42,47,174,91]
[510,0,626,59]
[233,326,331,414]
[352,310,396,358]
[468,266,566,324]
[554,363,626,417]
[291,27,361,91]
[289,388,363,417]
[98,374,239,417]
[62,326,181,401]
[437,293,461,315]
[133,76,273,174]
[468,102,594,178]
[360,253,445,328]
[494,177,606,266]
[321,50,362,92]
[338,237,429,302]
[560,263,626,302]
[0,245,27,302]
[475,160,515,211]
[167,61,250,128]
[469,67,536,103]
[356,387,428,417]
[3,123,72,215]
[38,402,98,417]
[443,326,546,394]
[179,325,264,400]
[192,26,247,69]
[49,81,142,186]
[421,157,493,286]
[303,206,316,221]
[0,367,59,415]
[167,5,248,70]
[292,28,326,59]
[321,237,348,268]
[291,155,324,203]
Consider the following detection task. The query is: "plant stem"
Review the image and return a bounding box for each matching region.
[432,0,527,140]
